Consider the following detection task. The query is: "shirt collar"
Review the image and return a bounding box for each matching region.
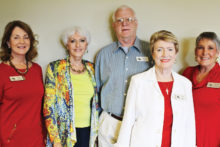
[113,37,141,53]
[192,62,219,88]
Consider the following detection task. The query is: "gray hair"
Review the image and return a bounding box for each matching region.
[112,5,136,22]
[196,32,220,50]
[61,26,91,46]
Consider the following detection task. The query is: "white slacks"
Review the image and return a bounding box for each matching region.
[98,111,122,147]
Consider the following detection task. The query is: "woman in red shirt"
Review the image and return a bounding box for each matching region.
[0,20,45,146]
[183,32,220,147]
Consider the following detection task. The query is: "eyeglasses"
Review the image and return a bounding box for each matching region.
[115,17,136,24]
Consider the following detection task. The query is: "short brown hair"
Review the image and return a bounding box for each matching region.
[0,20,38,61]
[150,30,179,53]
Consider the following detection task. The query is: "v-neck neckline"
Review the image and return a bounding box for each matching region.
[192,63,218,88]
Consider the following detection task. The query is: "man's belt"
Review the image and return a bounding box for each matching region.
[107,112,122,121]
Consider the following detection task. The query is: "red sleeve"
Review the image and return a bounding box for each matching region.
[33,63,47,139]
[0,66,4,102]
[0,78,3,102]
[38,64,44,83]
[33,62,44,83]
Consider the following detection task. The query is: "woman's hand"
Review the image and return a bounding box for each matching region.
[54,142,62,147]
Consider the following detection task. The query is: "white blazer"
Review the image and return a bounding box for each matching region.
[116,66,196,147]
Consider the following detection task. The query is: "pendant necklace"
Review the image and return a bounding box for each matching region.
[166,88,169,95]
[165,81,174,95]
[9,60,29,80]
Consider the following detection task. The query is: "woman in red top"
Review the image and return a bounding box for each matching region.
[183,32,220,147]
[0,20,45,146]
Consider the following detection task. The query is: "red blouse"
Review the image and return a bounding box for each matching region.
[183,63,220,147]
[158,81,174,147]
[0,63,45,147]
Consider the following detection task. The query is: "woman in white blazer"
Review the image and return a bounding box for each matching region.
[115,30,196,147]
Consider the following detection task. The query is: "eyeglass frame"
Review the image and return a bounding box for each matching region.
[115,17,137,24]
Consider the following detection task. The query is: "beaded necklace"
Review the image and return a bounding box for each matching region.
[70,65,85,73]
[69,60,85,74]
[9,60,29,79]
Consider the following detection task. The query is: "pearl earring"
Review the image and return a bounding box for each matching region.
[195,56,198,62]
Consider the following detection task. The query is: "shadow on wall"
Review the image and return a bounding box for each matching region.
[94,12,117,62]
[179,37,197,73]
[109,12,117,43]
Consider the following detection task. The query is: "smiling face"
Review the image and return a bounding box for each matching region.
[66,32,88,59]
[7,27,30,58]
[153,40,177,70]
[112,7,137,42]
[195,38,219,68]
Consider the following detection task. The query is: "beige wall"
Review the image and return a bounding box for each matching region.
[1,0,220,76]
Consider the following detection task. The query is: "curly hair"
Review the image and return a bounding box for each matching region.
[61,26,91,47]
[0,20,38,61]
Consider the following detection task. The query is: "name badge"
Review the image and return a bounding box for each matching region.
[136,56,149,62]
[174,94,185,100]
[207,82,220,88]
[9,76,25,81]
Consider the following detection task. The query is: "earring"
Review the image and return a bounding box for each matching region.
[86,50,88,53]
[195,56,198,62]
[7,42,10,48]
[216,56,220,63]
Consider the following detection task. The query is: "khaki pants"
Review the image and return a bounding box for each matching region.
[98,111,122,147]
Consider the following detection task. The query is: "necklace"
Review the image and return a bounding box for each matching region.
[9,60,29,79]
[158,81,173,96]
[166,88,169,95]
[70,63,85,73]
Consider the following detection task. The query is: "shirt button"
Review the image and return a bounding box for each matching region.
[126,56,128,59]
[124,93,127,96]
[126,68,128,71]
[125,80,128,83]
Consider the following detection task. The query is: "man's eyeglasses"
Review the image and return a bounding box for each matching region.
[115,17,136,24]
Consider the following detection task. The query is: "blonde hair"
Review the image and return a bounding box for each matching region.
[150,30,179,53]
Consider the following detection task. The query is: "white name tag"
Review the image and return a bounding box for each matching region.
[136,56,149,62]
[207,82,220,88]
[9,76,25,81]
[174,94,185,100]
